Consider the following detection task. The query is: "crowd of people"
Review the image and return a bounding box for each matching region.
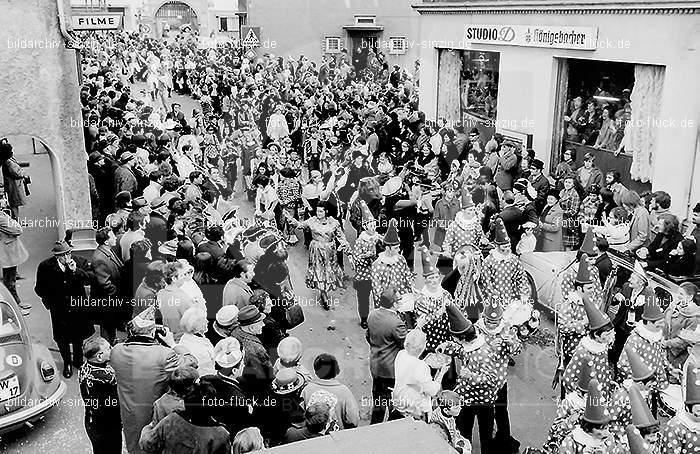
[7,27,698,454]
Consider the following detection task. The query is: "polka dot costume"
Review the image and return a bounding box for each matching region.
[559,428,620,454]
[438,338,501,406]
[556,292,589,364]
[659,413,700,454]
[560,262,604,310]
[475,322,523,390]
[544,392,586,452]
[443,215,482,257]
[562,339,615,398]
[617,327,670,391]
[480,251,529,306]
[414,288,452,353]
[370,253,413,307]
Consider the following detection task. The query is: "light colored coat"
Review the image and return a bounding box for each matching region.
[178,333,216,376]
[536,203,564,252]
[111,338,180,454]
[0,212,27,267]
[157,285,197,341]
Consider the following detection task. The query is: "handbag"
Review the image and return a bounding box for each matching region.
[285,298,305,329]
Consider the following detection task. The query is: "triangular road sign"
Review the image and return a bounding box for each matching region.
[242,28,260,47]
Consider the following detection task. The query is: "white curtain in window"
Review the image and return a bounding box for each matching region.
[629,64,665,183]
[437,50,461,124]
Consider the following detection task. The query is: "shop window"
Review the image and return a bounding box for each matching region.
[437,49,499,124]
[561,59,635,151]
[324,37,342,54]
[389,37,407,55]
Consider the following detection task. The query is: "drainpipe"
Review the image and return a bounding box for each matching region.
[56,0,78,47]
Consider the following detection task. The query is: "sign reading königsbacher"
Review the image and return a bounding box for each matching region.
[72,14,123,31]
[465,24,598,50]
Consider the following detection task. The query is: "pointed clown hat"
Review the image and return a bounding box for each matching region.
[360,200,375,226]
[628,384,658,429]
[579,227,597,256]
[582,379,611,425]
[641,289,663,322]
[583,292,611,331]
[447,305,472,336]
[685,359,700,406]
[633,260,649,283]
[576,358,594,393]
[460,190,475,210]
[493,217,510,246]
[625,425,652,454]
[421,247,439,277]
[383,218,400,246]
[575,253,593,285]
[483,297,503,323]
[625,346,654,382]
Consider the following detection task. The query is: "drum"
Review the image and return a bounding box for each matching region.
[659,384,683,418]
[381,176,403,197]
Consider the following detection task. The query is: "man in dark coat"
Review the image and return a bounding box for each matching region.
[91,226,126,345]
[366,287,407,424]
[113,152,139,198]
[528,159,550,215]
[195,225,226,261]
[690,202,700,274]
[593,236,613,287]
[609,263,649,365]
[35,241,95,378]
[497,192,524,253]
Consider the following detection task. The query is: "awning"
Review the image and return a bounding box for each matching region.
[342,25,384,32]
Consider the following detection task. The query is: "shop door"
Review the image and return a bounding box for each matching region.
[155,1,198,34]
[351,36,377,72]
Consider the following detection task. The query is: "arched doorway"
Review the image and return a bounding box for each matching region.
[155,1,198,36]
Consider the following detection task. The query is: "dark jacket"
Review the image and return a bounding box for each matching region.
[90,245,127,325]
[35,255,95,342]
[196,240,226,261]
[498,205,524,252]
[366,308,407,379]
[114,165,138,197]
[647,231,683,271]
[199,373,253,438]
[594,252,613,287]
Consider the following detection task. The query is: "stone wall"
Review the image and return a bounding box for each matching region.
[1,0,91,237]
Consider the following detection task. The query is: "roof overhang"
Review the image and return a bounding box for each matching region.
[342,25,384,32]
[412,0,700,15]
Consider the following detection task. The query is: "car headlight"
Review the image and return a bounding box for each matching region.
[40,360,55,382]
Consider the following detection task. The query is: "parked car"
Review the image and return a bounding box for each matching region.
[0,283,66,434]
[520,249,698,315]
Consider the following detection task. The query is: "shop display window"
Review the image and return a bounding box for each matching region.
[562,59,635,151]
[458,50,500,121]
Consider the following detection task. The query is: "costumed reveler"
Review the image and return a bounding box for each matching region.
[370,219,413,308]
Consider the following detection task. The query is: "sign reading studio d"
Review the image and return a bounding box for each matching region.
[465,24,598,50]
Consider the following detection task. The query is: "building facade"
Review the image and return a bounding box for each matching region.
[246,0,421,69]
[2,0,91,237]
[414,0,700,217]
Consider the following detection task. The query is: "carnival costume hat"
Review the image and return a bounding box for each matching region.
[381,176,403,197]
[625,346,654,382]
[579,227,597,256]
[483,297,503,323]
[383,219,400,246]
[576,359,593,393]
[628,384,658,429]
[685,360,700,405]
[641,291,663,322]
[215,305,239,327]
[277,336,303,364]
[679,324,700,344]
[582,379,611,425]
[575,253,594,285]
[360,200,375,225]
[447,305,472,335]
[493,218,510,246]
[633,260,649,283]
[461,190,475,210]
[625,425,652,454]
[130,305,156,334]
[214,342,244,369]
[583,293,611,331]
[421,247,439,277]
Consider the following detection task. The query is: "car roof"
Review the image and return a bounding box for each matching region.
[606,250,691,292]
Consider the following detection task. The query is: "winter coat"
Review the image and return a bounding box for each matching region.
[0,212,28,267]
[2,157,27,207]
[536,203,564,252]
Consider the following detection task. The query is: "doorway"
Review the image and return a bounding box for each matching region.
[155,1,198,36]
[351,35,378,72]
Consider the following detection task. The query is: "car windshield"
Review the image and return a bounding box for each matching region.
[0,301,21,337]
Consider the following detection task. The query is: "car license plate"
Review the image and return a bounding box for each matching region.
[0,376,20,402]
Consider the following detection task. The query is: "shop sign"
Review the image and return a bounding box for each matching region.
[464,24,598,50]
[72,14,123,31]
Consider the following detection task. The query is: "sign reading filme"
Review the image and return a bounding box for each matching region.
[465,24,598,50]
[72,14,123,31]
